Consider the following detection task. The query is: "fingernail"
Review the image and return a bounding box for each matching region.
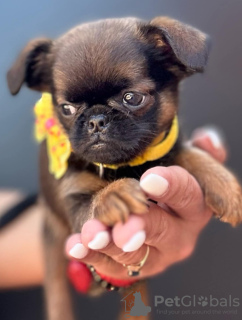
[88,231,110,250]
[69,243,89,259]
[204,129,222,149]
[184,140,192,148]
[122,230,146,252]
[140,174,169,196]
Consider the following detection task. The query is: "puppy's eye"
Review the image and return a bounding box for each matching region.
[123,92,145,108]
[61,104,77,116]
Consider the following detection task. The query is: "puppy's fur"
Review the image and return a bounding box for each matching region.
[7,17,242,320]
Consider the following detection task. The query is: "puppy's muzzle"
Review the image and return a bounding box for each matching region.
[88,114,109,134]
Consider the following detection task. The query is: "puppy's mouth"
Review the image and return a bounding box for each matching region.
[90,140,107,150]
[75,133,141,165]
[92,142,106,148]
[88,134,109,148]
[86,135,120,163]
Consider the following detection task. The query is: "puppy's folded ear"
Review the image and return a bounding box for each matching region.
[142,16,211,73]
[7,38,53,95]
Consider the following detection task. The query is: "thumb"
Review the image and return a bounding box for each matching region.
[140,166,208,221]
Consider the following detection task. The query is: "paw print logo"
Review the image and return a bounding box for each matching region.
[197,296,208,307]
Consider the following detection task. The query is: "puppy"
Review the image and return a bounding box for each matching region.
[7,17,242,320]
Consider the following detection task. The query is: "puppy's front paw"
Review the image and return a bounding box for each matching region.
[91,178,148,226]
[176,147,242,227]
[205,174,242,227]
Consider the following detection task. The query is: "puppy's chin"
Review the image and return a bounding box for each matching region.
[74,140,144,165]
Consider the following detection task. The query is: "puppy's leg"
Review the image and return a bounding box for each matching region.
[175,146,242,226]
[57,170,147,229]
[91,178,148,226]
[119,281,151,320]
[43,209,74,320]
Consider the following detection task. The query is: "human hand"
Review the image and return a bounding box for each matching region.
[65,128,226,280]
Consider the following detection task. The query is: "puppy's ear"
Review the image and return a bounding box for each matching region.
[143,16,211,73]
[7,38,53,95]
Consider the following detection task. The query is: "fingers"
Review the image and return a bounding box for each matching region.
[65,230,151,279]
[66,219,147,268]
[66,202,202,273]
[191,127,227,163]
[82,217,145,252]
[140,166,211,222]
[66,198,211,279]
[66,217,164,277]
[81,218,150,266]
[65,232,129,277]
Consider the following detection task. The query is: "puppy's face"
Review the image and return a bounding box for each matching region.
[7,17,210,164]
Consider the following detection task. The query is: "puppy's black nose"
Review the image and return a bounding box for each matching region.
[88,115,108,133]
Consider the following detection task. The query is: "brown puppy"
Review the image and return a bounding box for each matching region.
[7,17,242,320]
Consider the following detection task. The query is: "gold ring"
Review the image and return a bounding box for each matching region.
[123,246,150,277]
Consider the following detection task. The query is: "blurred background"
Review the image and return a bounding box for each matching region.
[0,0,242,319]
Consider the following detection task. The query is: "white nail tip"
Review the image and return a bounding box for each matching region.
[205,129,222,149]
[69,243,88,259]
[88,231,110,250]
[122,230,146,252]
[140,174,169,196]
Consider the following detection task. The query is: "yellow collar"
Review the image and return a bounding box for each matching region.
[34,93,179,179]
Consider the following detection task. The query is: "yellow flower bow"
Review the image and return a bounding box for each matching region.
[34,93,71,179]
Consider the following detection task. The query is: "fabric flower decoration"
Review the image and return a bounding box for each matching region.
[34,93,71,179]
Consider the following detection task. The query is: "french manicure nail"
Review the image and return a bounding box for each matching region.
[140,173,169,197]
[204,129,222,149]
[69,243,89,259]
[122,230,146,252]
[88,231,110,250]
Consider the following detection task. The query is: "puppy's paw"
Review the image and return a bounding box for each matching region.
[91,178,148,226]
[204,173,242,227]
[176,147,242,227]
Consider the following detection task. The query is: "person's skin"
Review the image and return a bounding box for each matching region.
[0,128,226,288]
[0,192,43,288]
